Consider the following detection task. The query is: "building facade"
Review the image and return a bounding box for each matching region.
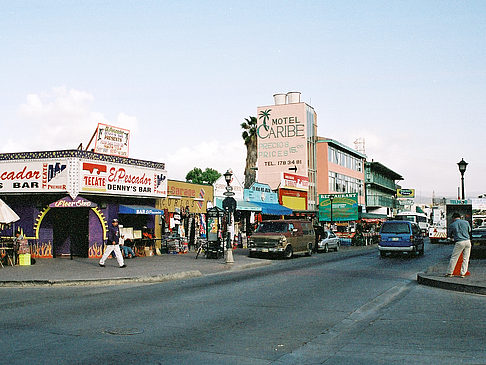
[0,150,167,259]
[316,138,366,207]
[256,92,318,211]
[364,161,402,217]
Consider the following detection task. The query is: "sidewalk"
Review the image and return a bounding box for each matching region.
[0,249,272,287]
[417,260,486,295]
[0,244,376,287]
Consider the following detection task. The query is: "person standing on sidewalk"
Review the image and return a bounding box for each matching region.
[99,219,126,268]
[445,212,471,277]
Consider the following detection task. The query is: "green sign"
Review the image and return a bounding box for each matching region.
[319,193,359,222]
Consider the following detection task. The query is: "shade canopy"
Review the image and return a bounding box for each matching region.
[119,205,165,215]
[0,198,20,224]
[251,202,292,216]
[236,200,262,212]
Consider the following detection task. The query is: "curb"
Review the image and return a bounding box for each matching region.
[417,273,486,295]
[0,270,202,288]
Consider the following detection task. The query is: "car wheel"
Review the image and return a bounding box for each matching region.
[249,251,255,258]
[284,245,293,259]
[335,243,339,252]
[305,243,313,256]
[324,244,329,253]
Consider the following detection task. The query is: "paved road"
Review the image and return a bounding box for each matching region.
[1,241,485,364]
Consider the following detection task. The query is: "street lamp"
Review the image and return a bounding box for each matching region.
[222,169,236,264]
[457,158,468,200]
[329,195,334,232]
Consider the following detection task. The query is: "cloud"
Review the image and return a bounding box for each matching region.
[161,139,246,182]
[1,87,138,153]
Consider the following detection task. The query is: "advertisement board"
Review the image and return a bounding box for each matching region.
[79,159,167,198]
[396,189,415,199]
[256,103,308,189]
[319,193,358,222]
[0,159,69,193]
[158,180,213,213]
[244,182,278,203]
[94,123,130,157]
[281,172,309,191]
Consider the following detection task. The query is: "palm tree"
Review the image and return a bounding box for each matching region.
[241,116,258,188]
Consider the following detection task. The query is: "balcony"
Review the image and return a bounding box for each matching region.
[365,174,396,192]
[366,194,395,208]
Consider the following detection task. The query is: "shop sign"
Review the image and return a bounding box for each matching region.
[159,180,214,213]
[447,199,471,205]
[49,196,97,208]
[94,123,130,157]
[244,182,278,203]
[80,159,167,197]
[281,172,309,191]
[0,160,68,193]
[213,174,243,200]
[256,104,309,190]
[396,188,415,199]
[319,193,358,222]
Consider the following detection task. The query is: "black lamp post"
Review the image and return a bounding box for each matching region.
[329,195,334,231]
[222,169,235,263]
[457,158,468,200]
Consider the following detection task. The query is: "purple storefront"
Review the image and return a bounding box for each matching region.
[0,150,167,259]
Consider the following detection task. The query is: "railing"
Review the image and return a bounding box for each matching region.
[366,175,396,191]
[366,194,395,207]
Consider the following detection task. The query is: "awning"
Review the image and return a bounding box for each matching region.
[237,200,262,212]
[251,202,293,216]
[119,205,165,215]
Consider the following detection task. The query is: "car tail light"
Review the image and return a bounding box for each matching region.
[378,234,381,241]
[410,235,414,241]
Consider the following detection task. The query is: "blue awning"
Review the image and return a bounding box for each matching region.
[119,205,165,215]
[237,200,262,212]
[251,202,293,215]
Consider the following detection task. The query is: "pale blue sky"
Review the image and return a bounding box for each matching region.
[1,1,485,198]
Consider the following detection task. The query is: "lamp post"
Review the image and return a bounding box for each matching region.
[222,169,236,264]
[329,195,334,232]
[457,158,468,200]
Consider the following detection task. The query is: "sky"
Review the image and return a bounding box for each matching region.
[1,1,485,199]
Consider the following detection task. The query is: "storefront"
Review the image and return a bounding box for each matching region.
[0,150,167,259]
[156,179,213,240]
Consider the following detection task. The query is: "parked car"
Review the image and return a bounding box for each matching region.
[248,220,315,259]
[378,221,424,257]
[316,230,340,252]
[471,226,486,254]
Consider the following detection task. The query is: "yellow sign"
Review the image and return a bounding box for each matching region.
[157,180,213,213]
[397,189,415,199]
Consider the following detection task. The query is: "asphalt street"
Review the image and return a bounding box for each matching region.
[1,240,485,365]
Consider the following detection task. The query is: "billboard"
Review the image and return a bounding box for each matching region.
[319,193,358,222]
[256,103,308,190]
[281,172,309,191]
[396,189,415,199]
[0,160,69,193]
[94,123,130,157]
[79,159,167,198]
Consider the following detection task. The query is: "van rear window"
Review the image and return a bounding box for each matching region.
[255,222,288,233]
[381,223,410,234]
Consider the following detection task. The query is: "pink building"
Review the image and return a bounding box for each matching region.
[316,138,366,206]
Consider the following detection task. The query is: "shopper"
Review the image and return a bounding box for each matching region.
[445,212,471,277]
[99,219,126,268]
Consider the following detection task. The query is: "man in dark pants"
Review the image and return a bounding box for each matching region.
[99,219,126,268]
[445,212,471,277]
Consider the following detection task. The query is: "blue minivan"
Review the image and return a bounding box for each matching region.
[378,221,424,257]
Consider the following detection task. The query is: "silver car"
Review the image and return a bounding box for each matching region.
[316,230,340,252]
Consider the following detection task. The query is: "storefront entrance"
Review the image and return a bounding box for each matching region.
[51,208,90,258]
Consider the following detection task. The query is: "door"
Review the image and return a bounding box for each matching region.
[52,208,89,258]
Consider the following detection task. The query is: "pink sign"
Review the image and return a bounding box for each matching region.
[49,196,97,208]
[281,172,309,191]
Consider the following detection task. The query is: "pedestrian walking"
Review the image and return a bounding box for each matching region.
[445,212,471,277]
[99,219,126,268]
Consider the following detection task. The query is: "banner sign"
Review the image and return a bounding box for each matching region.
[281,172,309,191]
[213,174,243,200]
[244,182,278,203]
[396,189,415,199]
[0,160,68,193]
[80,159,167,197]
[319,193,358,222]
[94,123,130,157]
[49,196,97,208]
